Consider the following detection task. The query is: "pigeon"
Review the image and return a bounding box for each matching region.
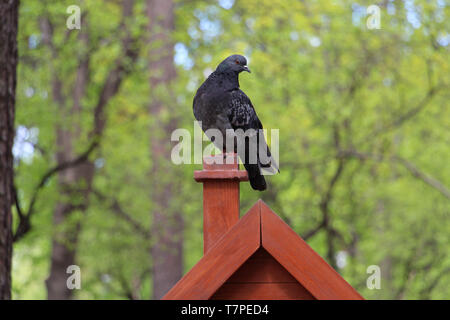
[193,54,279,191]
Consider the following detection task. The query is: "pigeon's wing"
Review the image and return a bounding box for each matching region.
[227,90,279,174]
[227,89,262,131]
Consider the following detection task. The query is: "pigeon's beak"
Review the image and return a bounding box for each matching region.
[243,65,251,73]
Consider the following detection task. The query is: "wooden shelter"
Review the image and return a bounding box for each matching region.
[164,153,363,300]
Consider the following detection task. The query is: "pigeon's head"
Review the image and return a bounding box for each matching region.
[216,55,251,74]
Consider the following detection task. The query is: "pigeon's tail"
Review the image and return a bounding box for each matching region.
[243,135,267,191]
[244,162,267,191]
[259,150,279,175]
[237,130,279,191]
[258,138,279,175]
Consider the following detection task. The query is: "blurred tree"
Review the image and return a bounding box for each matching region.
[0,0,19,301]
[11,0,449,300]
[147,0,184,299]
[179,0,449,299]
[42,0,139,299]
[14,0,140,299]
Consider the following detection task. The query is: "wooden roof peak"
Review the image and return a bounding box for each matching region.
[164,200,363,300]
[163,153,363,300]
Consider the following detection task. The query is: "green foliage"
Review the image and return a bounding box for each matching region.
[13,0,449,299]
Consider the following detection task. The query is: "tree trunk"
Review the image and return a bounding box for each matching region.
[0,0,19,300]
[45,31,93,300]
[45,160,94,299]
[147,0,184,300]
[44,0,137,299]
[46,74,94,300]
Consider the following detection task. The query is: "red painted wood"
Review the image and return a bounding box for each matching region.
[211,249,315,300]
[202,180,239,254]
[194,153,249,182]
[163,203,260,300]
[250,247,272,259]
[164,162,364,300]
[226,248,298,283]
[194,170,248,181]
[260,200,364,300]
[211,283,315,300]
[194,153,248,254]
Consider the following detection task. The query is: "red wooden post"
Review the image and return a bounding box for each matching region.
[194,153,248,254]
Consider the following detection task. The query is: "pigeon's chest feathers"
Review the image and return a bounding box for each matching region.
[195,87,225,116]
[193,71,240,130]
[198,78,235,109]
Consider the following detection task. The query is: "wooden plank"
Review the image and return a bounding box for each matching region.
[203,153,241,171]
[211,283,315,300]
[248,247,272,259]
[194,153,249,253]
[194,153,248,182]
[163,201,261,300]
[260,200,364,300]
[203,180,240,253]
[194,170,248,181]
[226,248,298,283]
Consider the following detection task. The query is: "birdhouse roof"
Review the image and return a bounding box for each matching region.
[163,200,363,300]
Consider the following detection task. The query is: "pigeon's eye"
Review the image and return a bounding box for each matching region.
[235,60,239,64]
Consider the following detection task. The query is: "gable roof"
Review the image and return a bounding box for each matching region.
[163,200,363,300]
[210,247,316,300]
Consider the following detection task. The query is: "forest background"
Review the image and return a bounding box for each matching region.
[6,0,449,299]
